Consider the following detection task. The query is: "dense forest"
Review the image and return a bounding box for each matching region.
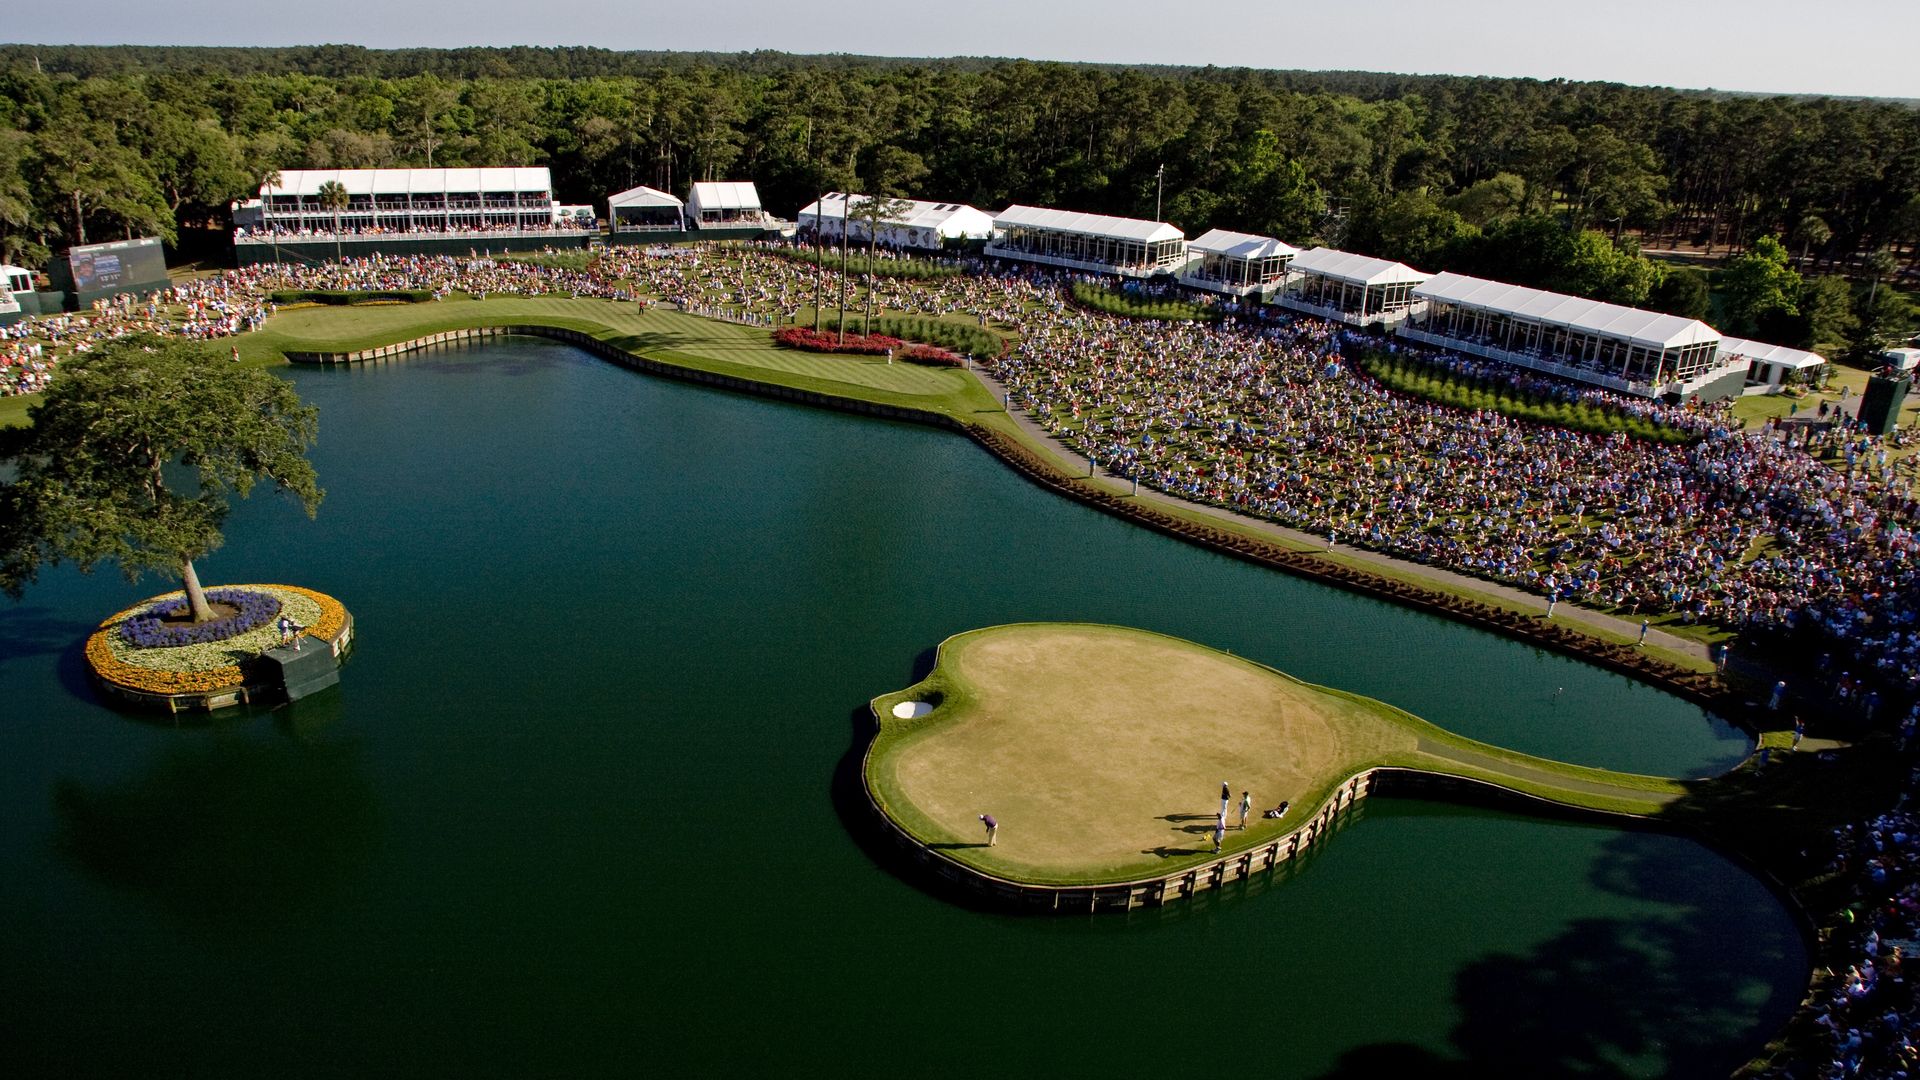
[0,45,1915,354]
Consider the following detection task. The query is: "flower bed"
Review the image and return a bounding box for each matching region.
[86,584,344,698]
[120,588,281,648]
[773,326,965,367]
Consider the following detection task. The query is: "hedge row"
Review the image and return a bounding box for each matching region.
[1358,352,1695,446]
[1069,282,1216,322]
[820,314,1006,359]
[768,247,962,280]
[268,289,435,306]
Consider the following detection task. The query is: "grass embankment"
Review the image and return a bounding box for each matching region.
[1359,351,1695,446]
[1069,281,1216,322]
[866,623,1692,887]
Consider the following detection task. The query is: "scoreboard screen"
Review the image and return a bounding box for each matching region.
[66,237,168,293]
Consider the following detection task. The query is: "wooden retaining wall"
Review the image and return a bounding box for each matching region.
[286,326,1744,723]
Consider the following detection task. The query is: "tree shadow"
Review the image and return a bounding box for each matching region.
[52,726,381,927]
[1313,819,1808,1079]
[0,605,96,666]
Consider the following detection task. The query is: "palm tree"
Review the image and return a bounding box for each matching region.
[1866,248,1899,309]
[316,180,349,265]
[1793,214,1831,268]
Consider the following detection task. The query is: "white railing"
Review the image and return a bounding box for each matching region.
[1394,327,1659,397]
[235,227,596,245]
[983,244,1185,279]
[1276,295,1423,328]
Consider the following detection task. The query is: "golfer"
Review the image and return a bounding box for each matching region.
[1212,814,1226,854]
[1239,790,1252,830]
[979,813,998,846]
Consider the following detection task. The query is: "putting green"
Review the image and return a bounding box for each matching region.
[866,623,1697,886]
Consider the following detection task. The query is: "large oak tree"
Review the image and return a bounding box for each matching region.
[0,335,322,622]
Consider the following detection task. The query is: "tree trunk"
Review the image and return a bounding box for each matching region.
[71,189,86,246]
[837,219,849,344]
[181,558,214,624]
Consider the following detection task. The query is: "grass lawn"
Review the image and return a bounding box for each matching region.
[866,623,1692,886]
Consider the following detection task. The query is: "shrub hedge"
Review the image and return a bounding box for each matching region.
[1069,282,1216,322]
[268,289,435,305]
[1358,352,1694,446]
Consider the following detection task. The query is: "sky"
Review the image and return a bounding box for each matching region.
[8,0,1918,100]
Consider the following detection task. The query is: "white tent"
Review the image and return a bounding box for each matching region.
[1180,229,1299,295]
[687,182,764,227]
[0,264,33,295]
[992,204,1182,244]
[607,185,685,232]
[986,204,1188,276]
[1289,248,1427,288]
[1403,271,1733,395]
[1718,336,1827,389]
[1278,248,1429,325]
[797,193,994,248]
[1416,272,1717,351]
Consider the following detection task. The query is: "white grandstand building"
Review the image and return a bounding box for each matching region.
[797,193,995,249]
[240,168,564,238]
[986,205,1188,278]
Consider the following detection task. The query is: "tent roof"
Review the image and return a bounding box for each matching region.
[1415,271,1720,350]
[798,193,993,232]
[689,181,762,211]
[1718,336,1826,370]
[263,167,552,198]
[0,264,30,277]
[607,184,684,210]
[1189,229,1299,260]
[993,204,1184,244]
[1290,248,1428,287]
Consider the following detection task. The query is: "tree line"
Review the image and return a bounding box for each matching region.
[0,46,1914,355]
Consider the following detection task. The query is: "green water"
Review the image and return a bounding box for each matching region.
[0,339,1802,1078]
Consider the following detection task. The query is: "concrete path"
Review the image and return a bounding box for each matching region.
[967,368,1714,666]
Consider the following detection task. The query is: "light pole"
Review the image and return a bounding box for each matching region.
[1155,164,1165,223]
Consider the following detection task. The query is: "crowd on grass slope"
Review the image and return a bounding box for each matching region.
[14,243,1920,1076]
[1769,788,1920,1078]
[8,245,1920,709]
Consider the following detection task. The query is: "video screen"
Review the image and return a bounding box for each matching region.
[67,238,167,292]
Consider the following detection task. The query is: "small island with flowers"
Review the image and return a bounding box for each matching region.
[0,335,345,716]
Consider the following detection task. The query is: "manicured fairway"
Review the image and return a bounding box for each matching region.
[250,298,975,399]
[868,623,1697,885]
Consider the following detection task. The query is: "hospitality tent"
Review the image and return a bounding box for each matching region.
[608,185,685,232]
[1179,229,1299,295]
[1277,248,1428,324]
[687,182,764,227]
[1718,337,1827,390]
[797,193,994,249]
[985,204,1188,277]
[1405,271,1731,396]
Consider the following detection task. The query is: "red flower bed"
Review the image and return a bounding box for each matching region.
[773,327,964,367]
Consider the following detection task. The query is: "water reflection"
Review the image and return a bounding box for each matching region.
[53,710,378,925]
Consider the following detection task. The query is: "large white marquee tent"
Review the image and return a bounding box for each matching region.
[985,204,1188,277]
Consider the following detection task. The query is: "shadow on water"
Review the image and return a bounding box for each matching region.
[1315,825,1805,1080]
[52,718,380,927]
[0,605,95,666]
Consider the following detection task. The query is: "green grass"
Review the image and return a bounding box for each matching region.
[866,623,1694,887]
[1069,281,1216,322]
[767,246,961,280]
